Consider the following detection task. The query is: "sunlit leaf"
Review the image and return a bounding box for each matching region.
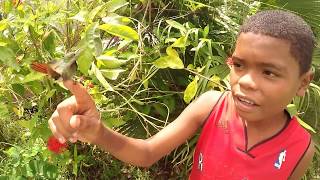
[42,30,56,56]
[99,23,139,40]
[286,104,298,116]
[77,49,94,75]
[153,46,184,69]
[0,19,9,31]
[105,0,129,13]
[70,10,88,22]
[21,72,46,84]
[0,46,19,69]
[100,69,125,80]
[102,13,131,25]
[166,20,187,34]
[91,63,114,91]
[172,36,187,48]
[97,55,128,68]
[203,25,209,38]
[297,117,316,133]
[184,76,199,104]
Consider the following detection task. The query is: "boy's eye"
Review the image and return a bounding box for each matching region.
[263,70,277,77]
[233,62,243,68]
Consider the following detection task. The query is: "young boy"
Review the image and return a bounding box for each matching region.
[48,10,315,179]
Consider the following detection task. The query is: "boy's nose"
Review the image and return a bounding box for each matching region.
[238,72,258,91]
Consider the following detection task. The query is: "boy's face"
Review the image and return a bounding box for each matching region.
[229,32,312,122]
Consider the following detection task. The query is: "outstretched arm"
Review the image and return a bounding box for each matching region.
[49,80,222,167]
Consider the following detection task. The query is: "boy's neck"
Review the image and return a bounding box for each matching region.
[244,110,289,149]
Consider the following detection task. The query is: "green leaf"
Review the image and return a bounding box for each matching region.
[79,23,103,56]
[91,63,114,91]
[153,56,183,69]
[184,76,199,104]
[297,117,316,133]
[0,103,9,119]
[286,104,298,116]
[99,23,139,41]
[102,13,131,25]
[203,25,209,38]
[42,30,56,56]
[103,117,126,128]
[21,72,46,84]
[77,49,94,75]
[88,5,104,22]
[0,19,9,31]
[153,46,184,69]
[105,0,129,13]
[70,10,88,22]
[166,20,187,34]
[166,46,179,57]
[17,116,37,131]
[172,36,187,48]
[100,69,125,80]
[0,46,18,69]
[97,55,128,68]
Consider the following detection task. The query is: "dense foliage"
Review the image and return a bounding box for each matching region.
[0,0,319,179]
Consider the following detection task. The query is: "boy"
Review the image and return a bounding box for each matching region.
[48,10,315,179]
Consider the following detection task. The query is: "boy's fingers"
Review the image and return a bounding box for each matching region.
[70,115,90,130]
[63,80,93,105]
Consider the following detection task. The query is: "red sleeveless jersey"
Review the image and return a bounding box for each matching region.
[189,92,311,180]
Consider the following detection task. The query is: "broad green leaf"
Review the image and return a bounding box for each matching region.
[99,23,139,41]
[172,36,187,48]
[154,46,184,69]
[166,46,180,57]
[100,69,125,80]
[118,39,133,50]
[88,23,103,56]
[184,76,199,104]
[77,49,94,75]
[0,42,7,46]
[42,30,56,56]
[0,46,19,69]
[0,103,9,118]
[88,5,104,22]
[70,10,88,22]
[0,19,9,31]
[21,71,46,84]
[166,20,187,34]
[17,117,37,131]
[97,55,128,68]
[102,13,131,25]
[203,25,209,38]
[286,104,298,116]
[91,63,114,91]
[297,117,316,133]
[153,56,184,69]
[103,117,126,128]
[105,0,129,13]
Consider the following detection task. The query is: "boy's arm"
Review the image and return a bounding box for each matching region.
[49,81,222,167]
[289,141,315,180]
[94,90,222,167]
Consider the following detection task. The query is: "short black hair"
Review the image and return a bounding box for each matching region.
[239,10,315,74]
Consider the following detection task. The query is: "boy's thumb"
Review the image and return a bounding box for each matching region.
[70,115,85,130]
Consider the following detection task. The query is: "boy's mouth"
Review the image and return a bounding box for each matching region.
[234,94,259,112]
[238,97,256,106]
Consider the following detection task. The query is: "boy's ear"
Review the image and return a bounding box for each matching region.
[296,69,314,97]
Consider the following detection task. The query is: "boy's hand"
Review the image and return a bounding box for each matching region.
[48,80,102,144]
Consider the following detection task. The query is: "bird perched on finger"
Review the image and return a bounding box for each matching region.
[31,51,80,81]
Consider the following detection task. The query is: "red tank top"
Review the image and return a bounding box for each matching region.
[189,92,311,180]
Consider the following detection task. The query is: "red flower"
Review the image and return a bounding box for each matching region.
[47,136,67,154]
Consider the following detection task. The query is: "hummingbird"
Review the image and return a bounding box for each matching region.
[31,51,80,81]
